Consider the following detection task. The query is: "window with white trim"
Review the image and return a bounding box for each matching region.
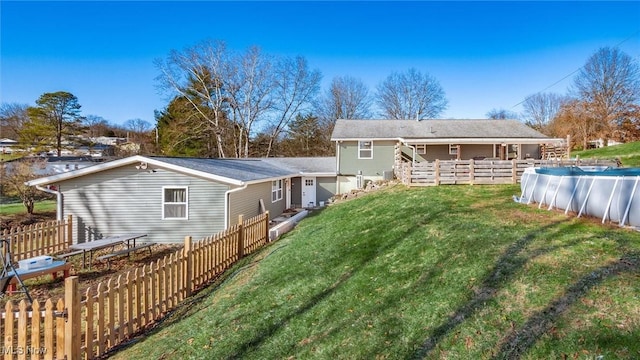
[415,144,427,154]
[449,144,458,155]
[271,179,283,202]
[163,187,188,220]
[358,140,373,159]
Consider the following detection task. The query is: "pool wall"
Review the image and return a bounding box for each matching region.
[519,167,640,228]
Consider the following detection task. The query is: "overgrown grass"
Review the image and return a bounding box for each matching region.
[111,184,639,359]
[573,141,640,167]
[0,200,56,215]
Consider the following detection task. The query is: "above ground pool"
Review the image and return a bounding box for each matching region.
[517,166,640,228]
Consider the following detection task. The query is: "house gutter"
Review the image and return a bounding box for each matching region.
[35,185,63,221]
[224,182,248,229]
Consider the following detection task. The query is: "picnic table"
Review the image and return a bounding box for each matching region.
[65,233,149,269]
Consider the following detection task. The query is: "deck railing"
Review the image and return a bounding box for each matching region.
[398,158,619,187]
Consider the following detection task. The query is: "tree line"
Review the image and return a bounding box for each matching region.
[1,42,639,160]
[491,47,640,149]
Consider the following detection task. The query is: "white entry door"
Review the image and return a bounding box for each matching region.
[301,177,316,208]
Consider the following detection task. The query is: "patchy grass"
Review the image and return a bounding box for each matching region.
[0,200,57,216]
[102,184,640,359]
[573,141,640,167]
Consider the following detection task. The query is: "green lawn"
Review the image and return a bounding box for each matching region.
[0,200,56,215]
[111,184,639,359]
[573,141,640,167]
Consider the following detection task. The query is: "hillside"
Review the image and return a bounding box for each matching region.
[573,141,640,167]
[111,184,640,359]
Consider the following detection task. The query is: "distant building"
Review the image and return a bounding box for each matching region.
[0,138,18,154]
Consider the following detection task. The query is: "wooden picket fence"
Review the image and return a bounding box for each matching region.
[1,216,72,262]
[400,158,619,186]
[1,212,270,360]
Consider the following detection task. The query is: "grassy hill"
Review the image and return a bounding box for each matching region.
[111,184,639,359]
[572,141,640,167]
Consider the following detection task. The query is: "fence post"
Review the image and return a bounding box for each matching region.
[512,159,518,184]
[64,276,80,360]
[264,211,270,242]
[66,214,73,247]
[237,215,244,259]
[184,236,193,298]
[469,159,475,185]
[435,159,441,186]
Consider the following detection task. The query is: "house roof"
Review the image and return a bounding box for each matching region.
[259,157,336,176]
[26,155,337,187]
[331,119,560,144]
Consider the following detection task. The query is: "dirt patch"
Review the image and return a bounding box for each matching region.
[1,243,184,306]
[1,242,185,306]
[0,210,58,230]
[1,211,185,305]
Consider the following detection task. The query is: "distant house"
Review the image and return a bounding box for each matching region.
[26,155,336,244]
[331,119,563,192]
[0,138,18,154]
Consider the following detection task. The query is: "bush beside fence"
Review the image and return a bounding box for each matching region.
[1,212,270,360]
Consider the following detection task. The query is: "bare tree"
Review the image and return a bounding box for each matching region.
[226,46,275,158]
[0,103,29,140]
[83,115,111,139]
[521,93,569,131]
[486,108,519,120]
[376,68,448,120]
[316,75,373,122]
[155,40,231,157]
[572,47,640,143]
[123,118,153,154]
[264,56,321,157]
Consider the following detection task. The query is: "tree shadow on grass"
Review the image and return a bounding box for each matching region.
[412,219,575,359]
[228,208,448,358]
[493,251,639,359]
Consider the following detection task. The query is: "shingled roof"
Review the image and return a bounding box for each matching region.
[331,119,551,140]
[27,155,337,187]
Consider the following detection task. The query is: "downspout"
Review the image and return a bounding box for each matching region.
[224,183,248,229]
[36,185,63,221]
[336,141,341,194]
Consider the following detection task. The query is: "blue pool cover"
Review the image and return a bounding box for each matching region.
[535,167,640,176]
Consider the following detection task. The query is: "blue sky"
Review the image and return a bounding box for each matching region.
[1,1,639,126]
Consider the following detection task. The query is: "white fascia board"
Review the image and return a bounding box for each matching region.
[26,155,245,187]
[243,175,293,185]
[331,137,404,142]
[401,138,564,144]
[149,160,244,186]
[298,172,337,177]
[26,155,150,186]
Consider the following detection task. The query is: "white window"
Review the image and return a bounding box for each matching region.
[449,144,458,155]
[359,140,373,159]
[415,144,427,154]
[271,179,283,202]
[163,187,188,220]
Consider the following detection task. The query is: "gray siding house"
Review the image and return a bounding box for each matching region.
[331,119,563,192]
[27,155,336,244]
